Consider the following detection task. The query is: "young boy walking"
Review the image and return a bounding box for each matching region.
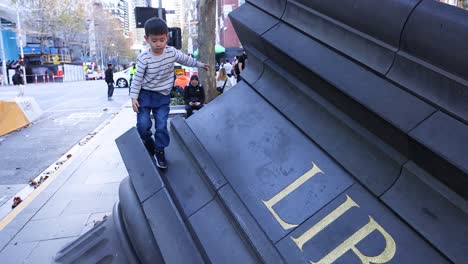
[130,17,209,169]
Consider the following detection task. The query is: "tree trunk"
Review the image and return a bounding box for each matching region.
[198,0,216,102]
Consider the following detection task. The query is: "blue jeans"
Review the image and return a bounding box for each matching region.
[136,89,170,153]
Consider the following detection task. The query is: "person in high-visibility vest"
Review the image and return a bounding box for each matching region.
[129,63,137,94]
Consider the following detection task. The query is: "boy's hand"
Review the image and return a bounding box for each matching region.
[200,63,210,71]
[132,98,140,113]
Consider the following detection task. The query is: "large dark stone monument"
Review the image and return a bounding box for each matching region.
[55,0,467,263]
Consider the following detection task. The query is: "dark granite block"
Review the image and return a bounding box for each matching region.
[409,111,468,198]
[283,0,420,74]
[382,162,468,263]
[115,127,164,202]
[399,0,468,80]
[162,128,215,218]
[229,3,280,57]
[171,117,227,191]
[253,59,406,196]
[237,46,268,86]
[276,184,450,264]
[187,85,354,242]
[247,0,286,18]
[189,198,259,263]
[260,23,435,155]
[387,1,468,123]
[142,188,203,263]
[218,184,285,263]
[261,22,435,134]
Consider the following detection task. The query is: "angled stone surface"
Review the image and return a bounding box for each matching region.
[142,188,203,263]
[247,0,286,18]
[187,86,354,242]
[115,127,164,202]
[382,162,468,263]
[261,22,435,137]
[189,198,259,264]
[229,2,280,59]
[409,111,468,198]
[253,59,406,196]
[388,0,468,123]
[218,184,285,264]
[171,117,227,191]
[276,184,450,264]
[282,0,420,74]
[160,128,215,218]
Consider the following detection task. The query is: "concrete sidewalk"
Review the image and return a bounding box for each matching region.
[0,105,136,263]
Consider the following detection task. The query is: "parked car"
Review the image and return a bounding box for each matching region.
[86,71,104,80]
[114,68,131,88]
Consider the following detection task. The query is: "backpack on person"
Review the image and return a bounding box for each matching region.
[216,79,228,94]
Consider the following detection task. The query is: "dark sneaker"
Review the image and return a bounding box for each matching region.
[154,150,167,169]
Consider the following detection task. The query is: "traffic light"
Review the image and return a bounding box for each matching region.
[168,28,182,50]
[135,7,166,28]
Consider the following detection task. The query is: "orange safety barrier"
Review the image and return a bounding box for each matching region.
[0,101,30,136]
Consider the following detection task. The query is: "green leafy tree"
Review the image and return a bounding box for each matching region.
[93,7,134,67]
[13,0,87,62]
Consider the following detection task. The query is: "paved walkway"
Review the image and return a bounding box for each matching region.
[0,105,136,263]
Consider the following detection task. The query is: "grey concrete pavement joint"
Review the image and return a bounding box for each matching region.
[0,105,131,254]
[0,111,121,216]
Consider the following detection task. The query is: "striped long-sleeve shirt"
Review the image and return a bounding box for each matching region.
[129,46,202,99]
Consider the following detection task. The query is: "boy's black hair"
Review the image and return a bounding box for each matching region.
[190,75,199,81]
[144,17,168,36]
[107,63,112,67]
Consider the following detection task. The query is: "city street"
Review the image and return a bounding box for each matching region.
[0,80,130,207]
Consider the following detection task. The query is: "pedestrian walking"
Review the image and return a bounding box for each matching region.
[129,63,137,94]
[130,17,209,169]
[105,64,114,101]
[216,68,233,94]
[223,59,233,78]
[12,69,24,85]
[237,51,248,83]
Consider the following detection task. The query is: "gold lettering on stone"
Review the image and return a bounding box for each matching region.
[291,195,359,251]
[291,195,396,264]
[262,163,323,230]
